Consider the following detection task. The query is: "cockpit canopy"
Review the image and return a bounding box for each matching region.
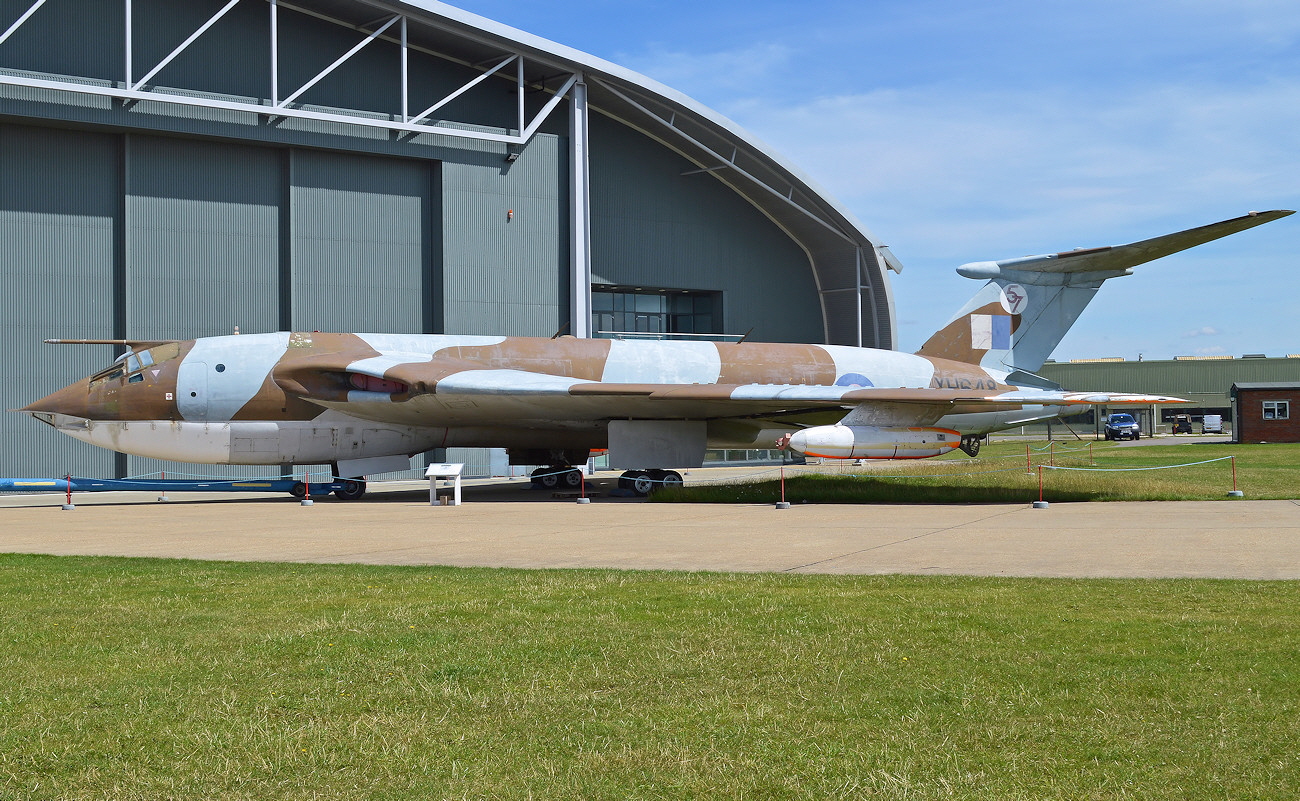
[90,342,182,385]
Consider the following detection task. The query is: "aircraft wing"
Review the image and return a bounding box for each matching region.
[567,383,1183,407]
[417,366,1186,407]
[276,357,1184,424]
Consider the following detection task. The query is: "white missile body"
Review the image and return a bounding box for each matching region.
[788,425,961,460]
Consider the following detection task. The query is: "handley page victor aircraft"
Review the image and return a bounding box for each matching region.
[22,210,1293,498]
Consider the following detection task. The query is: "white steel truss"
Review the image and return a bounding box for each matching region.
[0,0,47,46]
[589,78,857,246]
[0,0,579,146]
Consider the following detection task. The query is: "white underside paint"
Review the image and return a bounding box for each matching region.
[936,406,1067,435]
[52,415,443,465]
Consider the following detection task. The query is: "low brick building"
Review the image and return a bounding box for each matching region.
[1232,383,1300,443]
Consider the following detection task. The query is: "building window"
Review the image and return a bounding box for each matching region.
[1262,400,1290,420]
[592,285,720,339]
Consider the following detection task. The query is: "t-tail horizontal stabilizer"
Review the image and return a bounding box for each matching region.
[916,210,1294,373]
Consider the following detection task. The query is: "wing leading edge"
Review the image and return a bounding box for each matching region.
[288,359,1185,420]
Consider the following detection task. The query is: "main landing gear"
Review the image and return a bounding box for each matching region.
[617,469,683,497]
[530,464,585,490]
[959,435,983,457]
[525,464,685,497]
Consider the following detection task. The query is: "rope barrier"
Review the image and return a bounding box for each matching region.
[672,452,1245,494]
[1040,456,1234,472]
[862,466,1036,480]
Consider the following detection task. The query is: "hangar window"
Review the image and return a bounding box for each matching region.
[1262,400,1289,420]
[592,286,719,339]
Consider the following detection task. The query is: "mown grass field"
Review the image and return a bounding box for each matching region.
[2,555,1297,799]
[655,440,1300,504]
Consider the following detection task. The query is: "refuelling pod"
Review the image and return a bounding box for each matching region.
[788,425,961,460]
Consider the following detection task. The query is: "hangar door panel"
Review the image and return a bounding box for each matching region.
[440,135,564,337]
[291,151,433,333]
[126,136,281,340]
[588,115,822,344]
[0,123,117,479]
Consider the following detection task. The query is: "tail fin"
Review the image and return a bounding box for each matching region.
[916,210,1293,372]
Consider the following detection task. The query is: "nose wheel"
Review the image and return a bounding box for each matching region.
[327,462,368,500]
[333,478,367,501]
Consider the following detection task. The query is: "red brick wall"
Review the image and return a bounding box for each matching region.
[1236,389,1300,443]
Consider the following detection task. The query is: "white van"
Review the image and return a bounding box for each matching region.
[1202,414,1224,434]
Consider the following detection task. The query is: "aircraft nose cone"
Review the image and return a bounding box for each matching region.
[22,379,95,420]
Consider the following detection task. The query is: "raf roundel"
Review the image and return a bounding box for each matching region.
[1000,284,1029,315]
[834,373,874,388]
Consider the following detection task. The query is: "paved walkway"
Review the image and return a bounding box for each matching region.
[2,479,1297,578]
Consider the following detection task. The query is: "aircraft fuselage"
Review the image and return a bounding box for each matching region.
[25,332,1039,466]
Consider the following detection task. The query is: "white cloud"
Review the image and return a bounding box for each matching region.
[615,42,795,100]
[590,3,1300,359]
[713,79,1300,357]
[722,80,1300,257]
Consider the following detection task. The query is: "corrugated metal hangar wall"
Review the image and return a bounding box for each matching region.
[0,0,832,479]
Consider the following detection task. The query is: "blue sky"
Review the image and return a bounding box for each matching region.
[451,0,1299,360]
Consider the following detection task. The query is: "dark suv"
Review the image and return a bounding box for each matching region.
[1104,413,1140,441]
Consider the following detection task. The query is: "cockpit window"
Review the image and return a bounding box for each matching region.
[125,350,154,374]
[90,365,124,384]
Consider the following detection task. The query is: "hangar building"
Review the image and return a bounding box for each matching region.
[0,0,898,479]
[1038,355,1300,437]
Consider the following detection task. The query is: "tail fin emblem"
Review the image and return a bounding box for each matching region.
[1001,284,1028,314]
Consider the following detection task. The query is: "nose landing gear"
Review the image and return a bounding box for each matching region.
[329,462,368,501]
[333,478,367,501]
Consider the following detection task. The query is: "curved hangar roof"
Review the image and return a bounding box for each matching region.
[378,0,901,349]
[0,0,897,348]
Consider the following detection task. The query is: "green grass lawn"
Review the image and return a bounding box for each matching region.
[656,440,1300,504]
[2,555,1297,799]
